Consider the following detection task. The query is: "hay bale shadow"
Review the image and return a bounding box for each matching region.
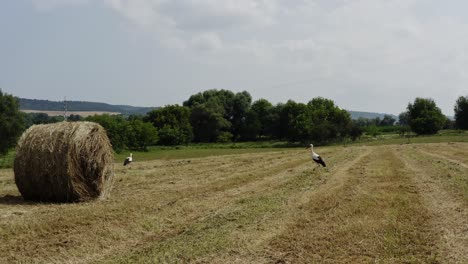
[0,195,32,205]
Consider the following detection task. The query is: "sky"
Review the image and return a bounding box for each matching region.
[1,0,468,115]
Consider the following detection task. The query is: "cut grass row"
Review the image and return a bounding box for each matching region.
[0,146,359,263]
[1,143,468,262]
[267,147,439,263]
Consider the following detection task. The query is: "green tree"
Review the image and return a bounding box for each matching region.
[0,90,24,156]
[67,114,82,122]
[280,100,309,142]
[250,99,274,138]
[237,109,261,141]
[127,119,158,151]
[145,105,193,145]
[85,114,130,152]
[454,95,468,129]
[307,97,352,144]
[183,89,252,141]
[407,98,445,135]
[189,104,230,142]
[349,122,363,141]
[379,115,396,126]
[24,113,50,126]
[230,91,252,140]
[398,111,410,126]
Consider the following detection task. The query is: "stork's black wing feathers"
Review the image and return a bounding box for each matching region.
[123,158,131,166]
[313,156,327,167]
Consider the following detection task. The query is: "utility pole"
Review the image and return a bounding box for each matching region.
[63,96,68,121]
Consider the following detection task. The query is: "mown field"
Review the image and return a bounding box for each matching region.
[1,142,468,263]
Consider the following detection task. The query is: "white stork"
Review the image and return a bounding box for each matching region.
[307,144,326,167]
[123,153,133,167]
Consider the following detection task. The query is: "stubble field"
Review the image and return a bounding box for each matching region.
[1,143,467,263]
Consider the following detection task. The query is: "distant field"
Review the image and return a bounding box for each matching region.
[1,142,468,263]
[351,129,468,146]
[21,109,121,117]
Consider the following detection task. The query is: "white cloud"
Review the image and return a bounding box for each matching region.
[190,32,222,51]
[102,0,279,50]
[27,0,468,114]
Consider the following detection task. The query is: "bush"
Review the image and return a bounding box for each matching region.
[217,131,233,143]
[157,126,189,146]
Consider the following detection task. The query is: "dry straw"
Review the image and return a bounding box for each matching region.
[14,121,115,202]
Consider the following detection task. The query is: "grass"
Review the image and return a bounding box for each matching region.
[0,150,15,169]
[1,143,468,262]
[114,142,294,163]
[1,141,295,169]
[349,129,468,146]
[267,147,440,263]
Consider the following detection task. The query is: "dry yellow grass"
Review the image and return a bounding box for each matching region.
[1,143,468,263]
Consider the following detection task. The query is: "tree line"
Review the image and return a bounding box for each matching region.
[91,90,357,151]
[1,88,468,155]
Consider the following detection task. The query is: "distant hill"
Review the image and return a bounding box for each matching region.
[20,98,398,120]
[19,98,157,116]
[347,110,397,120]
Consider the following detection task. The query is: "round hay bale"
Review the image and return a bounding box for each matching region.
[14,121,114,202]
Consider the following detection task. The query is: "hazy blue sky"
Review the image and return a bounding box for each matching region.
[2,0,468,115]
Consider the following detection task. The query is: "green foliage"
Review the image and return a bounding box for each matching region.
[264,98,353,144]
[0,90,24,156]
[380,114,396,126]
[126,119,158,151]
[443,117,455,130]
[367,125,380,137]
[23,113,64,127]
[454,95,468,130]
[85,114,130,152]
[398,111,410,126]
[67,114,83,122]
[407,98,445,135]
[216,131,233,143]
[86,114,159,152]
[349,122,363,141]
[306,97,352,144]
[182,91,356,144]
[145,105,193,145]
[283,101,309,142]
[238,110,261,141]
[0,149,14,168]
[183,89,252,142]
[398,126,411,137]
[230,91,252,139]
[250,99,274,138]
[157,126,189,146]
[189,104,230,142]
